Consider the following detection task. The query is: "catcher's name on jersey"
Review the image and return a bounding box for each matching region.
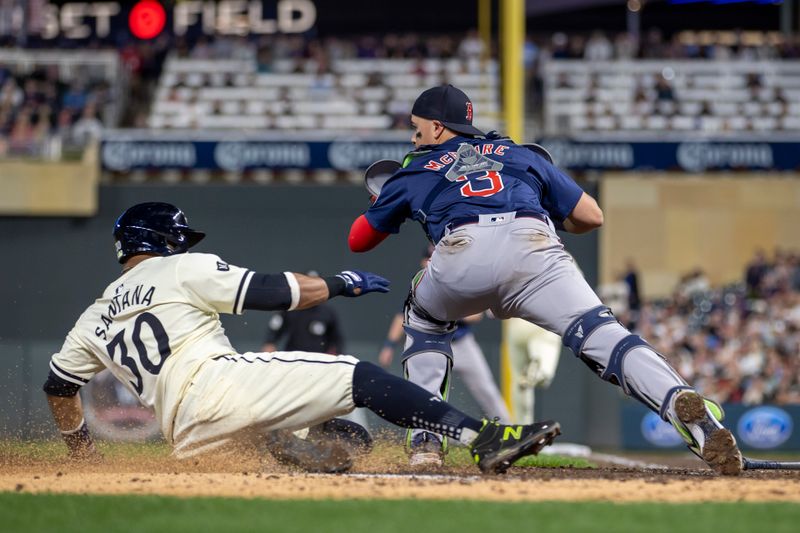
[94,283,156,341]
[421,142,509,171]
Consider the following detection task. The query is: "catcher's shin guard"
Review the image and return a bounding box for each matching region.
[563,306,688,414]
[401,293,456,454]
[402,346,453,454]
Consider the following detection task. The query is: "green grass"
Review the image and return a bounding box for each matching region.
[1,493,798,533]
[1,440,172,459]
[444,445,595,469]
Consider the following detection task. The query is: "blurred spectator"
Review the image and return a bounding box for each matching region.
[584,31,613,61]
[256,47,274,73]
[599,274,630,317]
[550,33,570,59]
[654,74,674,102]
[745,249,770,297]
[623,259,641,312]
[676,268,710,299]
[458,29,484,59]
[635,249,800,406]
[72,102,103,144]
[614,32,638,59]
[61,80,88,111]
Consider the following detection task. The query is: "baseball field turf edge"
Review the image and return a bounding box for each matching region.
[1,493,799,533]
[0,439,596,469]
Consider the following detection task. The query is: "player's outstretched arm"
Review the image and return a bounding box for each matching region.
[562,192,604,234]
[244,270,390,312]
[44,393,100,461]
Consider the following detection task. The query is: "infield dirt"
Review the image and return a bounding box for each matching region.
[2,442,799,503]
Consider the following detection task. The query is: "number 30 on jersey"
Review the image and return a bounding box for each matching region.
[457,170,505,198]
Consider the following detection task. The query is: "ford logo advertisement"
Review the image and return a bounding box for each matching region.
[737,407,794,449]
[640,412,685,447]
[622,403,800,450]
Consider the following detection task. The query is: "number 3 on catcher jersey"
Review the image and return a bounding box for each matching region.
[105,312,172,394]
[457,170,505,198]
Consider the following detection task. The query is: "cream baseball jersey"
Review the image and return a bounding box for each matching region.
[49,253,258,411]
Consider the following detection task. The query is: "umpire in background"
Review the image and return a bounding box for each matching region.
[262,271,344,354]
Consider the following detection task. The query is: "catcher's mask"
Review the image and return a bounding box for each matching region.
[113,202,205,264]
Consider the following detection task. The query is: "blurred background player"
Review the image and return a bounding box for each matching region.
[502,253,583,423]
[504,318,561,425]
[262,271,345,355]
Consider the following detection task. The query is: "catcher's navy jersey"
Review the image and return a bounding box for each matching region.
[365,135,584,243]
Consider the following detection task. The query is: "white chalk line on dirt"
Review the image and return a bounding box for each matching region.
[543,442,672,470]
[589,453,670,470]
[303,450,671,481]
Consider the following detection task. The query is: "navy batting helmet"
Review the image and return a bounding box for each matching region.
[113,202,205,264]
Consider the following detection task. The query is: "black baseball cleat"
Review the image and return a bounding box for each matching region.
[266,431,353,474]
[470,419,561,474]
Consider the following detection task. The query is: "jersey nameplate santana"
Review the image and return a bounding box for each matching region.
[49,253,253,409]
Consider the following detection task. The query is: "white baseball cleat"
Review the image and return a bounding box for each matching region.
[409,451,444,467]
[670,390,743,476]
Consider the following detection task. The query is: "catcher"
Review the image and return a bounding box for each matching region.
[351,84,743,475]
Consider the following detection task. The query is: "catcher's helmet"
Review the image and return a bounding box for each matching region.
[113,202,205,264]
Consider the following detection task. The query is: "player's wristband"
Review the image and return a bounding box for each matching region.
[61,419,96,457]
[383,339,399,349]
[324,276,347,298]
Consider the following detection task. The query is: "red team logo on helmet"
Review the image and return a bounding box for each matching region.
[466,102,473,121]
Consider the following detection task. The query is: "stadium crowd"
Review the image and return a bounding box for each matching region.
[169,29,800,71]
[528,29,800,65]
[174,31,488,63]
[0,64,113,156]
[614,250,800,406]
[1,28,798,145]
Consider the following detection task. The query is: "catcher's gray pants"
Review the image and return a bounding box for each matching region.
[403,214,689,440]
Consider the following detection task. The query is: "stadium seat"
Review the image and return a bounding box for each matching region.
[148,55,500,132]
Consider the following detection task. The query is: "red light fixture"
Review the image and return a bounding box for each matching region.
[129,0,166,40]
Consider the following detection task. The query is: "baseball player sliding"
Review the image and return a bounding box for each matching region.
[43,202,560,474]
[349,85,743,475]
